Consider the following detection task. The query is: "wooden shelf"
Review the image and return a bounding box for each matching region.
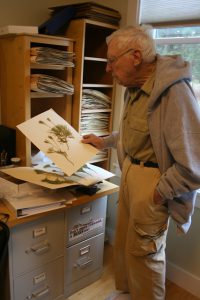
[65,18,117,170]
[31,92,66,98]
[0,34,74,166]
[84,57,107,62]
[31,63,66,70]
[81,109,112,113]
[82,84,114,88]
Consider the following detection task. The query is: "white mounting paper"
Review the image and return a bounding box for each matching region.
[17,109,99,176]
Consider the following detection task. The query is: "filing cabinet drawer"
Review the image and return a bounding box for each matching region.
[66,196,107,246]
[13,257,64,300]
[65,233,104,286]
[11,211,65,276]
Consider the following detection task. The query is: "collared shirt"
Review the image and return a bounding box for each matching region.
[122,71,157,163]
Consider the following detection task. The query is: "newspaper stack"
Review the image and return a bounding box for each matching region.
[30,47,75,67]
[30,74,74,95]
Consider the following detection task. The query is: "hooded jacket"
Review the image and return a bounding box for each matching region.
[104,54,200,234]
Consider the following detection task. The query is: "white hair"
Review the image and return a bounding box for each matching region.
[106,25,156,63]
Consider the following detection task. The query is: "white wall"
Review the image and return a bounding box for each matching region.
[166,204,200,298]
[0,0,127,27]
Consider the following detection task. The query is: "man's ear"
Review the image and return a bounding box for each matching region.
[133,50,142,66]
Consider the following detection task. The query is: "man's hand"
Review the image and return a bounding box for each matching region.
[153,189,166,205]
[81,134,105,150]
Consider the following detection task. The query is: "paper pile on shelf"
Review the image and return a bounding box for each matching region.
[81,112,109,135]
[89,149,108,162]
[49,2,121,26]
[30,74,74,95]
[82,89,111,109]
[30,47,75,67]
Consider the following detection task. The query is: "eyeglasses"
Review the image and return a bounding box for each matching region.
[107,48,135,65]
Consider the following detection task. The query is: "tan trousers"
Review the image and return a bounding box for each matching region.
[114,157,169,300]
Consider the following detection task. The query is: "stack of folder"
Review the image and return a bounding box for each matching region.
[39,2,121,34]
[50,2,121,25]
[30,47,75,67]
[82,89,111,110]
[80,112,110,135]
[30,74,74,95]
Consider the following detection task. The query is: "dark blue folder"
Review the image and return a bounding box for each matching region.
[39,6,76,35]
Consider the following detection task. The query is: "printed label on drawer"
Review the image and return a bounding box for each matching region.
[69,218,103,241]
[33,272,46,285]
[33,226,47,238]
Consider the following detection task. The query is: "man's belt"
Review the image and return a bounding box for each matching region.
[130,157,159,168]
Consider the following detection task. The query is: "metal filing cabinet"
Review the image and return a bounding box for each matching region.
[64,196,107,297]
[8,211,65,300]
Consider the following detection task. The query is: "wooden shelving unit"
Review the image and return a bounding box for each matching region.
[0,33,74,166]
[65,19,117,169]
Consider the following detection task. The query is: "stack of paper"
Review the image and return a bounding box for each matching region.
[30,74,74,95]
[89,149,108,162]
[30,47,75,67]
[0,109,115,217]
[82,89,111,110]
[81,112,110,135]
[49,2,121,26]
[2,162,113,190]
[1,184,76,218]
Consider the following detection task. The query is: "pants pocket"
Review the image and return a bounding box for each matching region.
[129,223,168,257]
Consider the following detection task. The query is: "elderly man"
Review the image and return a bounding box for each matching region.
[82,25,200,300]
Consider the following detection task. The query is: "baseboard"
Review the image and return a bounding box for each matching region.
[166,260,200,298]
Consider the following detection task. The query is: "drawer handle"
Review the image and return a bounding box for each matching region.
[27,286,50,299]
[80,245,90,256]
[77,259,93,269]
[26,241,50,255]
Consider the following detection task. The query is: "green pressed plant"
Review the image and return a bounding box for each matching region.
[34,163,99,186]
[34,169,76,185]
[39,118,74,165]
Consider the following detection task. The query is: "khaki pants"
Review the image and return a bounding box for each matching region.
[114,157,169,300]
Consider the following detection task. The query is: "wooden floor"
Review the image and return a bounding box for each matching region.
[67,243,199,300]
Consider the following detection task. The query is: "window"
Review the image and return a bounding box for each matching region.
[154,26,200,102]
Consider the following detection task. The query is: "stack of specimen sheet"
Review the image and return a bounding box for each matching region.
[0,109,116,217]
[88,150,108,164]
[30,74,74,95]
[82,89,111,109]
[30,47,75,67]
[1,109,114,190]
[81,112,110,135]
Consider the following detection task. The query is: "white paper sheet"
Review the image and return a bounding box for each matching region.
[1,163,114,189]
[17,109,99,176]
